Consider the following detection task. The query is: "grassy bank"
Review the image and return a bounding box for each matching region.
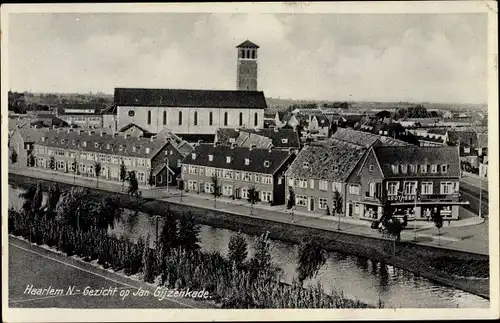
[8,173,490,300]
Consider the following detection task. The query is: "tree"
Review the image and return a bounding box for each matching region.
[177,179,185,202]
[211,174,222,208]
[177,211,200,252]
[94,161,102,188]
[56,187,99,232]
[296,238,327,285]
[375,110,392,120]
[95,196,123,231]
[332,189,342,230]
[45,183,61,218]
[432,210,444,246]
[148,171,155,188]
[20,183,43,219]
[73,157,78,184]
[287,186,296,223]
[228,232,248,268]
[142,235,155,283]
[247,186,260,215]
[119,161,127,192]
[127,171,140,203]
[249,232,272,278]
[10,149,18,166]
[49,156,56,173]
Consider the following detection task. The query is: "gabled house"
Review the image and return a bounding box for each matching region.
[181,143,295,205]
[308,114,330,138]
[9,126,47,167]
[215,128,301,152]
[119,123,153,138]
[345,146,466,221]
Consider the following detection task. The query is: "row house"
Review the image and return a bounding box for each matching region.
[181,143,295,205]
[215,127,301,152]
[56,104,105,128]
[31,128,178,186]
[345,146,466,221]
[284,141,368,215]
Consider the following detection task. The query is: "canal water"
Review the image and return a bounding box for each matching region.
[8,185,490,308]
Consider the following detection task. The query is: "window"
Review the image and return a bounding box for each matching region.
[440,182,454,194]
[138,172,145,182]
[205,182,214,193]
[191,153,196,160]
[309,179,315,189]
[223,169,233,179]
[431,164,438,173]
[369,165,374,172]
[319,180,328,191]
[332,182,342,193]
[262,175,272,184]
[163,111,167,125]
[254,113,258,126]
[226,156,231,163]
[369,182,376,197]
[298,179,308,188]
[188,180,197,191]
[421,182,433,195]
[239,112,243,126]
[404,181,417,195]
[261,191,272,202]
[420,164,428,173]
[229,138,236,143]
[241,188,248,199]
[319,198,328,210]
[349,184,360,195]
[354,203,360,215]
[182,165,187,173]
[303,162,310,169]
[223,185,233,196]
[296,195,307,206]
[243,172,251,181]
[217,169,223,178]
[209,155,213,161]
[264,160,270,168]
[387,182,399,196]
[209,112,213,126]
[409,164,417,173]
[194,112,198,126]
[206,167,215,177]
[401,165,408,174]
[147,110,151,125]
[128,110,135,117]
[245,158,250,165]
[288,178,295,186]
[441,164,448,173]
[188,165,198,175]
[224,112,228,126]
[177,159,181,167]
[282,138,289,144]
[138,159,146,167]
[464,147,470,153]
[235,172,240,180]
[254,174,260,183]
[391,164,399,174]
[178,111,183,125]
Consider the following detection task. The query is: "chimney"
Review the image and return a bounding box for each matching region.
[52,125,56,129]
[150,136,154,142]
[249,144,256,151]
[268,145,274,153]
[274,127,279,132]
[198,139,203,145]
[146,147,150,154]
[230,142,236,149]
[100,132,105,137]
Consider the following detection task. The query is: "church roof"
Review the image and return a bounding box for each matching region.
[236,40,260,48]
[114,88,267,109]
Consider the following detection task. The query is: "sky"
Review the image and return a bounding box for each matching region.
[8,12,488,104]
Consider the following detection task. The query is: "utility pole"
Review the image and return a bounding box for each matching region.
[413,187,418,241]
[479,163,482,218]
[166,158,169,193]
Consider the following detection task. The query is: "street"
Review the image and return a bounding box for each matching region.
[8,238,213,309]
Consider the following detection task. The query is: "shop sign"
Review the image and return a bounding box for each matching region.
[387,194,416,202]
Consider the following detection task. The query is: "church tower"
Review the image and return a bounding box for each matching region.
[236,40,259,91]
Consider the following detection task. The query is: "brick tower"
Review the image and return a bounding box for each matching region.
[236,40,259,91]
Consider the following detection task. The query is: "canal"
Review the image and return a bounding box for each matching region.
[8,185,489,308]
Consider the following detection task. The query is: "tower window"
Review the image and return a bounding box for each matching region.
[209,112,213,126]
[239,112,243,126]
[194,111,198,126]
[147,110,151,125]
[252,50,256,59]
[254,112,258,126]
[163,111,167,125]
[224,112,228,126]
[178,111,183,125]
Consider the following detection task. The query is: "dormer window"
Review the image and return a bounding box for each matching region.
[146,148,150,154]
[245,158,250,165]
[61,139,66,144]
[431,164,438,173]
[420,164,428,173]
[83,141,87,147]
[401,165,408,174]
[72,140,76,145]
[119,145,123,151]
[264,160,270,167]
[281,138,288,144]
[333,165,339,172]
[410,164,417,173]
[391,164,399,174]
[229,138,236,143]
[94,142,99,148]
[226,156,232,163]
[191,153,196,160]
[303,162,310,169]
[107,144,111,149]
[369,165,374,172]
[208,154,213,161]
[132,147,137,153]
[441,164,448,173]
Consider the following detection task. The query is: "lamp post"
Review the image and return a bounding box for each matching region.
[479,159,483,219]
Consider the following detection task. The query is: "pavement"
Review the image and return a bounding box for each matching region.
[8,237,214,308]
[9,166,489,255]
[461,171,489,192]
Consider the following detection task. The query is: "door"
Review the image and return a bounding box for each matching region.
[348,203,353,217]
[309,197,315,212]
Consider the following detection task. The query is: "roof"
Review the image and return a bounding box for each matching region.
[35,129,170,159]
[182,144,292,175]
[313,114,330,127]
[447,131,478,146]
[477,133,488,148]
[427,128,447,135]
[264,119,276,128]
[332,128,410,148]
[236,40,259,48]
[341,114,363,123]
[101,105,117,115]
[216,128,301,149]
[118,123,152,134]
[416,135,445,144]
[155,129,194,155]
[285,142,367,182]
[57,104,105,115]
[373,146,460,178]
[15,127,48,143]
[234,132,273,149]
[114,88,267,109]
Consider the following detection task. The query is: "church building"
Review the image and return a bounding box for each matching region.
[114,40,266,138]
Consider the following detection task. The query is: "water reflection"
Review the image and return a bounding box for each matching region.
[8,186,490,308]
